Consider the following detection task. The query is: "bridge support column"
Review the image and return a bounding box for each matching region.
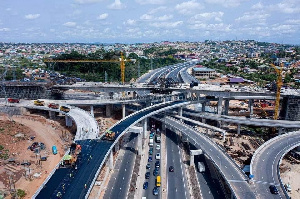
[109,92,114,99]
[65,115,72,127]
[222,131,226,142]
[49,111,55,119]
[178,107,183,121]
[278,128,283,135]
[143,119,147,139]
[224,99,229,115]
[217,97,223,115]
[114,140,120,151]
[237,124,241,135]
[202,118,206,123]
[90,105,94,117]
[106,104,112,117]
[190,149,203,167]
[201,102,206,112]
[109,151,114,170]
[137,133,143,155]
[122,104,126,119]
[248,99,253,117]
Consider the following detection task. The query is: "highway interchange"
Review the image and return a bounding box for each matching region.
[3,60,298,199]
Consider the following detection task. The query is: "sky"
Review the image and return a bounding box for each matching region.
[0,0,299,44]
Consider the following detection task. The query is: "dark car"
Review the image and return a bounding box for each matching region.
[149,149,153,155]
[153,168,159,176]
[169,166,174,172]
[148,157,152,162]
[155,160,160,168]
[145,172,150,179]
[29,142,39,151]
[146,163,151,169]
[269,185,279,194]
[153,187,159,196]
[143,182,148,190]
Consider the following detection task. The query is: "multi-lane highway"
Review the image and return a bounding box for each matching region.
[250,131,300,199]
[104,133,138,199]
[165,129,188,199]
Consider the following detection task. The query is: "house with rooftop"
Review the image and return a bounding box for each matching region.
[192,67,216,79]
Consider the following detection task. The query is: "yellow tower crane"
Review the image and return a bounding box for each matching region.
[44,52,135,84]
[270,63,283,120]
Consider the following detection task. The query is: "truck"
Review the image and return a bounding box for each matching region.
[102,130,116,141]
[149,138,154,147]
[60,106,70,112]
[197,162,205,173]
[34,100,45,106]
[8,98,20,103]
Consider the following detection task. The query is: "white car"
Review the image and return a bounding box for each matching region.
[156,144,160,150]
[156,153,160,160]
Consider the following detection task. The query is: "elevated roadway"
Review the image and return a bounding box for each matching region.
[250,131,300,199]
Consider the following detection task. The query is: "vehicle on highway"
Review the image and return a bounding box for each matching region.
[169,166,174,172]
[269,185,279,194]
[8,98,20,103]
[60,106,70,112]
[149,148,153,155]
[145,172,150,179]
[48,103,59,109]
[148,157,152,162]
[52,145,57,155]
[34,100,45,106]
[153,168,159,176]
[149,138,154,147]
[155,153,160,160]
[155,160,160,168]
[143,182,148,190]
[153,187,159,196]
[155,135,161,143]
[146,163,151,169]
[156,176,161,187]
[156,144,160,150]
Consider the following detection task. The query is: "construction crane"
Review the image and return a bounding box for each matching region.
[270,63,283,120]
[44,52,135,84]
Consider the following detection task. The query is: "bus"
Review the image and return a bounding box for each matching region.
[156,176,161,187]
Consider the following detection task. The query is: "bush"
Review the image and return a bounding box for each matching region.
[17,189,26,198]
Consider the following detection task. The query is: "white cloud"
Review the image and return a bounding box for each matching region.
[97,13,108,20]
[63,22,77,27]
[123,19,136,25]
[148,6,168,14]
[6,8,11,11]
[284,19,300,25]
[272,24,296,34]
[50,29,55,32]
[157,15,173,21]
[135,0,165,5]
[251,2,263,9]
[189,23,231,32]
[193,12,224,22]
[205,0,247,8]
[176,0,204,15]
[75,0,103,4]
[236,12,269,22]
[25,14,40,20]
[0,28,10,32]
[140,14,153,20]
[108,0,126,9]
[150,21,183,28]
[270,0,300,14]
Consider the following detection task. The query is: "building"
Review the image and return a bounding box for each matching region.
[192,67,216,79]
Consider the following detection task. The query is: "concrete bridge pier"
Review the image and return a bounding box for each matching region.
[278,128,284,135]
[224,99,229,115]
[248,99,253,117]
[237,124,241,135]
[202,118,206,123]
[217,97,223,115]
[190,149,203,167]
[49,111,55,119]
[143,119,147,139]
[137,132,143,155]
[106,104,112,117]
[201,102,206,112]
[178,107,183,121]
[122,104,126,119]
[90,105,94,117]
[65,115,72,127]
[109,150,114,170]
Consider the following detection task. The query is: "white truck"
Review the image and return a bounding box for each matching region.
[198,162,205,173]
[149,138,154,147]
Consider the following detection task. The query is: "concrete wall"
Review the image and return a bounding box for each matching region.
[281,95,300,121]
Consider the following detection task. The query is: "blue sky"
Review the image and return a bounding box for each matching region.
[0,0,299,44]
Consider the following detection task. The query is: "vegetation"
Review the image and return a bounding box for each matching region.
[16,189,26,198]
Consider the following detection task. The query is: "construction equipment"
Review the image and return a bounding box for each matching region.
[102,130,116,141]
[48,103,59,109]
[270,63,283,120]
[7,98,20,103]
[60,106,70,112]
[34,100,45,106]
[43,52,135,84]
[62,143,81,167]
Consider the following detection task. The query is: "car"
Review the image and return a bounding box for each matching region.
[284,183,291,192]
[148,157,152,162]
[143,182,148,190]
[155,160,160,168]
[153,168,159,176]
[8,98,20,103]
[169,166,174,172]
[29,142,39,151]
[48,103,59,109]
[145,172,150,179]
[269,185,279,194]
[40,157,47,161]
[146,163,151,169]
[155,153,160,160]
[149,148,153,155]
[156,144,160,150]
[153,187,159,196]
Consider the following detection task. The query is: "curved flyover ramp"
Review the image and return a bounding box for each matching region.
[35,100,190,199]
[250,131,300,199]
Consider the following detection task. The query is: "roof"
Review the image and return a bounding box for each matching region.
[192,67,215,72]
[229,77,244,83]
